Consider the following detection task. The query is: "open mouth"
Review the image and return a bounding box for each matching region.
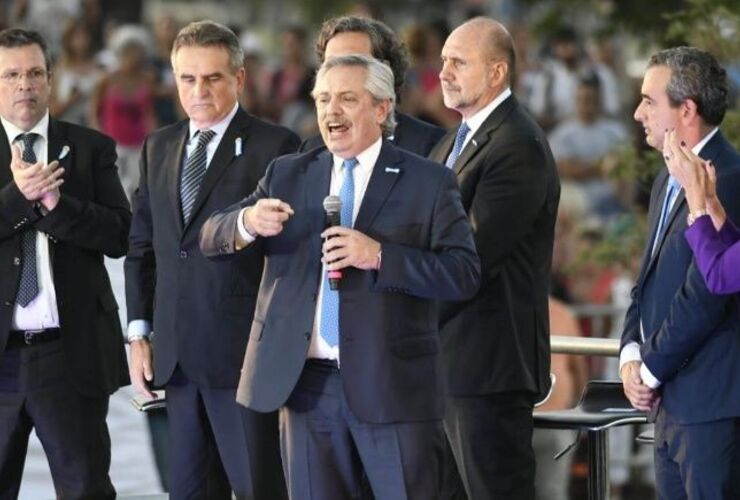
[327,122,349,136]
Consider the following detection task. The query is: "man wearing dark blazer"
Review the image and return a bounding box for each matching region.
[0,29,129,498]
[620,47,740,499]
[430,18,560,500]
[299,15,445,157]
[200,54,480,500]
[125,21,299,499]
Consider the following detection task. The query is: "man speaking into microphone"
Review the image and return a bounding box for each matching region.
[200,54,480,499]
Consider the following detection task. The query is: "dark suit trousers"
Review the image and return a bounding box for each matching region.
[0,340,115,499]
[654,409,740,500]
[443,391,535,500]
[166,367,287,500]
[280,360,444,500]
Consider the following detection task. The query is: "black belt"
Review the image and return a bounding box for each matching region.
[7,328,61,348]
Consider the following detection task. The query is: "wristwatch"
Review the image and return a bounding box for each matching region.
[687,209,709,227]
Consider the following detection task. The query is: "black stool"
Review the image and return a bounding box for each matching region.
[533,380,647,500]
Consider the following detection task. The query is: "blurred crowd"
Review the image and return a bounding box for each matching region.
[1,1,737,498]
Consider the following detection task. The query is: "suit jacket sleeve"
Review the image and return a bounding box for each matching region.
[0,176,42,240]
[685,216,740,294]
[373,167,480,301]
[199,160,273,257]
[34,133,131,257]
[471,135,549,280]
[640,168,740,382]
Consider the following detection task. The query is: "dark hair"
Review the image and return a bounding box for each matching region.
[648,46,728,126]
[0,28,53,71]
[171,20,244,73]
[315,16,408,101]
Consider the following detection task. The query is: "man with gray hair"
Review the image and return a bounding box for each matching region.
[620,46,740,499]
[200,54,480,499]
[125,20,299,498]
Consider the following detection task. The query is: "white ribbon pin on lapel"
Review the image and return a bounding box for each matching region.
[385,167,400,174]
[58,145,70,160]
[235,137,243,157]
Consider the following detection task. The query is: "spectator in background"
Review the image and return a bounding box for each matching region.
[548,75,628,217]
[533,296,588,500]
[238,30,271,120]
[150,14,180,127]
[266,25,315,137]
[49,18,102,126]
[529,27,621,130]
[90,24,156,200]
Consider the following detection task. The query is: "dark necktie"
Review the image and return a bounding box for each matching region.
[319,158,358,347]
[445,122,470,169]
[16,133,40,307]
[180,129,216,224]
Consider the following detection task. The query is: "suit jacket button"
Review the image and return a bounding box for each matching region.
[13,257,20,266]
[179,250,188,259]
[304,332,311,340]
[4,301,11,306]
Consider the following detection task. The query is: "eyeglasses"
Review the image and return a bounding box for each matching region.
[0,68,48,85]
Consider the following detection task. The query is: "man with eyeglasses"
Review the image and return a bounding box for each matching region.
[0,28,130,498]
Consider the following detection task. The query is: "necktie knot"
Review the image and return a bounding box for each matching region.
[446,122,470,168]
[16,133,38,163]
[342,157,358,173]
[195,129,215,149]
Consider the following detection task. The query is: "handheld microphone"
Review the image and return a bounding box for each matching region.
[323,195,342,290]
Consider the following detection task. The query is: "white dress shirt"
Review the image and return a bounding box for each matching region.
[3,113,60,330]
[460,87,512,151]
[126,103,240,339]
[619,127,720,388]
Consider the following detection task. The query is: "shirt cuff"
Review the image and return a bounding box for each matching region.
[127,319,152,340]
[236,207,256,244]
[619,341,642,371]
[640,362,662,389]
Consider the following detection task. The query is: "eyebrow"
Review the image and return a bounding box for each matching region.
[640,93,653,101]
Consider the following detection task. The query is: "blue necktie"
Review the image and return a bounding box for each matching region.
[651,176,680,256]
[16,133,40,307]
[319,158,358,347]
[445,122,470,169]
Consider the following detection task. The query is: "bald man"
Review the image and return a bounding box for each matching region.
[430,18,560,499]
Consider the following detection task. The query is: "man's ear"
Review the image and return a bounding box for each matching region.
[681,98,699,124]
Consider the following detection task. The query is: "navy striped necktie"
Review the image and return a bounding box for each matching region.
[180,129,216,224]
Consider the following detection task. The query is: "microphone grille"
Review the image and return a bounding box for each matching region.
[323,195,342,213]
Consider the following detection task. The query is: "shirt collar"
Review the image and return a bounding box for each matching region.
[465,87,512,136]
[332,137,383,174]
[188,103,239,141]
[692,127,719,155]
[2,112,50,145]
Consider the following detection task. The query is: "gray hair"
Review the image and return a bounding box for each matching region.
[314,54,396,137]
[171,20,244,73]
[648,46,728,126]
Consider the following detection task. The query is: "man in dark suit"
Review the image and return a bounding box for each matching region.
[299,15,446,157]
[125,21,299,499]
[200,54,480,500]
[620,47,740,499]
[0,28,130,498]
[429,18,560,500]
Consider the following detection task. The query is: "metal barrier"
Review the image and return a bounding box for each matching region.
[551,335,620,357]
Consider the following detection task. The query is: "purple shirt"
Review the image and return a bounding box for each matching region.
[685,215,740,294]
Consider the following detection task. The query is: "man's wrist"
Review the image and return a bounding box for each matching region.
[127,333,150,344]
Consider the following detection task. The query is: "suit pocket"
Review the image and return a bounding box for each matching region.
[374,223,423,246]
[392,335,438,358]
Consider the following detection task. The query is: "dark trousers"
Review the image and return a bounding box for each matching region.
[166,367,287,500]
[0,340,115,499]
[654,410,740,500]
[280,360,444,500]
[443,391,536,500]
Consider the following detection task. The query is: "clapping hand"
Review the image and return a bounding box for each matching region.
[9,143,64,208]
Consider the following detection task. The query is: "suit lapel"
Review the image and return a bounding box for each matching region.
[183,109,252,234]
[166,122,189,234]
[305,149,332,237]
[0,123,11,188]
[353,140,403,233]
[452,95,517,175]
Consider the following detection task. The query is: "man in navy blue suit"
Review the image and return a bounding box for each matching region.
[620,47,740,499]
[299,15,446,157]
[200,54,480,499]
